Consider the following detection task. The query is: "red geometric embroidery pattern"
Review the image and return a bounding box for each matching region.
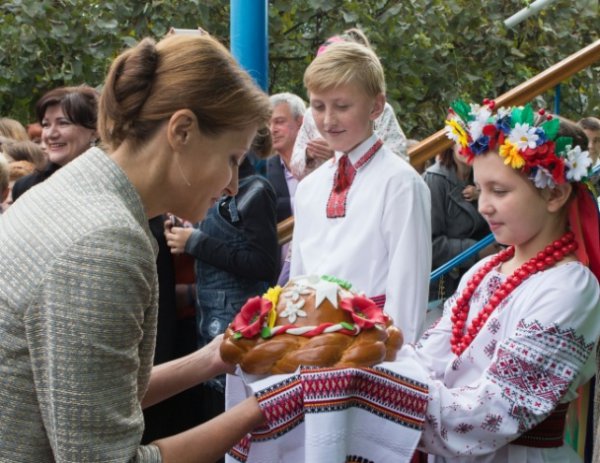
[252,375,304,441]
[228,434,251,462]
[455,422,474,434]
[482,414,503,433]
[301,366,429,430]
[231,365,429,460]
[484,339,497,359]
[326,139,383,218]
[487,319,594,432]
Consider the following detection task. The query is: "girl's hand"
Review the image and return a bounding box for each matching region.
[462,185,479,201]
[165,226,194,254]
[306,138,334,162]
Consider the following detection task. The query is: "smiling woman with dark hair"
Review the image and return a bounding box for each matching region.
[11,85,99,202]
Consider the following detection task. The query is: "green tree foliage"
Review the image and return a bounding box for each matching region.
[1,0,598,140]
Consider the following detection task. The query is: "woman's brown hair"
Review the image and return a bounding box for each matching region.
[99,34,272,151]
[36,85,99,130]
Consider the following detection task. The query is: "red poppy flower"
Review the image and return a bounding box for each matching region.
[548,157,566,184]
[339,296,386,329]
[231,296,272,338]
[522,141,555,165]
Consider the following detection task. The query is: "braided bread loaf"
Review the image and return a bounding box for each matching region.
[220,275,403,374]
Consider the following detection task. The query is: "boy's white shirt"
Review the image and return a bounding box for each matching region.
[290,133,431,343]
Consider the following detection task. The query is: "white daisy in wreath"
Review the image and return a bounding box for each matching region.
[508,122,539,151]
[565,145,592,182]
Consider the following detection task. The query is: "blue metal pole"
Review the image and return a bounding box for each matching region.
[230,0,268,91]
[554,84,561,115]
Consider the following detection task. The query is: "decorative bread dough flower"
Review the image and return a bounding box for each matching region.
[231,296,272,338]
[312,279,341,309]
[280,299,307,323]
[282,284,311,302]
[339,296,386,329]
[263,286,283,328]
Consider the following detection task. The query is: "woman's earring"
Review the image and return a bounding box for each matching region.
[175,153,192,187]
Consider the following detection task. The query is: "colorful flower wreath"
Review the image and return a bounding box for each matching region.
[445,99,594,189]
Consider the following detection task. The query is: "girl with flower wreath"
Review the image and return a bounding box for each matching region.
[394,100,600,462]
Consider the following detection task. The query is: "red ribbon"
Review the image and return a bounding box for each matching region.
[568,183,600,281]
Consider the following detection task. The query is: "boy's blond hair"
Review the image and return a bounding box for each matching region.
[303,41,385,97]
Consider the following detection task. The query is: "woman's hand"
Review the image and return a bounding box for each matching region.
[204,334,237,376]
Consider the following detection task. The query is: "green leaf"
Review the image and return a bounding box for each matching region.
[540,118,560,140]
[321,274,352,290]
[260,327,272,338]
[554,136,572,156]
[521,104,534,125]
[340,321,355,331]
[510,106,527,127]
[450,100,472,122]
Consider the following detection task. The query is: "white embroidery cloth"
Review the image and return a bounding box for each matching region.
[225,260,599,463]
[225,361,429,463]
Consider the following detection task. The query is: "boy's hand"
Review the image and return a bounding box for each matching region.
[165,226,194,254]
[306,138,334,162]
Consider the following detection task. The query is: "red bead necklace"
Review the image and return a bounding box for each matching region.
[450,231,577,356]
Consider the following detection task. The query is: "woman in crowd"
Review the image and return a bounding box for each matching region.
[423,143,495,307]
[0,117,29,142]
[11,85,99,201]
[2,139,47,171]
[0,33,272,463]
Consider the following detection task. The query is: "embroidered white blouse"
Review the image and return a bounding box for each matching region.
[396,259,600,462]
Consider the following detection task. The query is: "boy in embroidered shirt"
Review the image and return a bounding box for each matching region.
[289,41,431,343]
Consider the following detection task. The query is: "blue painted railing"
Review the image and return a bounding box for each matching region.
[430,234,495,283]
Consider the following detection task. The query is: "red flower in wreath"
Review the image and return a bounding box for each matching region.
[339,296,386,329]
[231,296,272,338]
[522,141,555,165]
